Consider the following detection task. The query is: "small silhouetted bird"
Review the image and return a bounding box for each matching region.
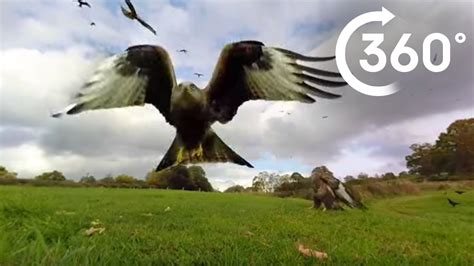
[77,0,91,8]
[194,72,204,78]
[90,22,96,26]
[447,198,460,207]
[322,115,328,119]
[177,49,188,54]
[455,190,465,195]
[121,0,156,35]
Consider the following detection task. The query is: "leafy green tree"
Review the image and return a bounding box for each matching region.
[381,172,396,180]
[147,166,213,191]
[188,166,213,191]
[224,185,245,193]
[405,118,474,176]
[344,175,355,182]
[99,174,115,184]
[80,173,96,184]
[0,166,17,180]
[115,175,136,184]
[35,170,66,181]
[406,143,435,175]
[357,172,369,180]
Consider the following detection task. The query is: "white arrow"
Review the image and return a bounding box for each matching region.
[336,7,399,97]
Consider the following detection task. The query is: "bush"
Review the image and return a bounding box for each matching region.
[224,185,245,193]
[35,170,66,181]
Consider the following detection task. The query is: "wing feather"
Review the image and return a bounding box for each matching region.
[205,41,346,123]
[53,45,176,121]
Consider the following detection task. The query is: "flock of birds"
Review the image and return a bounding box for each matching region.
[75,0,205,78]
[447,190,465,207]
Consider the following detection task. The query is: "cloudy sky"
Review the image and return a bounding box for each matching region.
[1,0,473,190]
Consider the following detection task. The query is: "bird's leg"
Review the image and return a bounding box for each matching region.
[176,147,185,164]
[191,144,204,160]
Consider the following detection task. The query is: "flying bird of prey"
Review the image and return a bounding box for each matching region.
[454,190,465,195]
[77,0,91,8]
[52,40,346,171]
[194,72,204,78]
[121,0,156,35]
[177,49,188,54]
[447,198,460,207]
[90,22,96,26]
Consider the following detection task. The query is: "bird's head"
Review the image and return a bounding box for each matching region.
[175,82,202,102]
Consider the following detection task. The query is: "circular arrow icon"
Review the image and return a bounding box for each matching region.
[336,7,399,96]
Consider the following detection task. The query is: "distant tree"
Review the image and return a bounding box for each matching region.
[0,166,17,180]
[406,143,435,175]
[251,172,269,192]
[343,175,355,182]
[405,118,474,176]
[80,173,96,184]
[224,185,245,193]
[167,165,194,189]
[290,172,304,183]
[100,174,115,184]
[146,169,169,188]
[398,171,408,177]
[115,174,136,184]
[188,165,213,191]
[251,172,281,192]
[357,172,369,180]
[147,166,213,191]
[35,170,66,181]
[381,172,396,180]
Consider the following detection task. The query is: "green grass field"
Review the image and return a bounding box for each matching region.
[0,186,473,265]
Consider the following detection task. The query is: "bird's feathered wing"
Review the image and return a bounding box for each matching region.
[136,17,157,35]
[327,178,366,209]
[124,0,137,15]
[205,40,346,123]
[52,45,176,121]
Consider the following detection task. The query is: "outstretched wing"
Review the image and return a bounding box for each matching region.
[124,0,136,16]
[136,17,157,35]
[205,40,346,123]
[53,45,176,121]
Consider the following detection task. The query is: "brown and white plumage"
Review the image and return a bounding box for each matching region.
[53,41,346,171]
[205,41,344,123]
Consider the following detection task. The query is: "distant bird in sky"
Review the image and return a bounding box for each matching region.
[90,22,96,26]
[121,0,156,35]
[194,72,204,78]
[322,115,328,119]
[454,190,465,195]
[447,198,460,207]
[177,49,188,54]
[52,40,346,171]
[77,0,91,8]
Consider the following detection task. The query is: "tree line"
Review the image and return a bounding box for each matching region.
[1,118,472,192]
[0,165,214,191]
[224,118,473,195]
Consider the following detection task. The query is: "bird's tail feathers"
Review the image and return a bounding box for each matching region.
[156,128,253,171]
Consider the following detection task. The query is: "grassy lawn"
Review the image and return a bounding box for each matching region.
[0,186,473,265]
